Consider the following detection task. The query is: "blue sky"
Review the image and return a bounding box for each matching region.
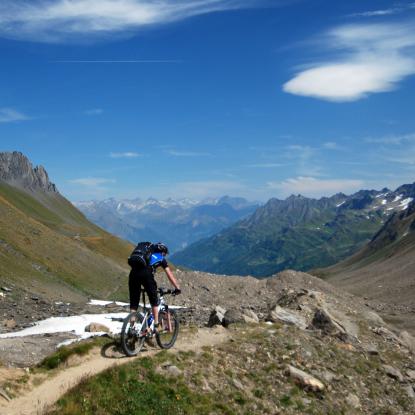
[1,0,415,201]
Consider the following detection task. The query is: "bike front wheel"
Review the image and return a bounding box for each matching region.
[156,309,179,349]
[121,311,146,356]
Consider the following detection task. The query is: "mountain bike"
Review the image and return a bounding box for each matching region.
[120,288,180,357]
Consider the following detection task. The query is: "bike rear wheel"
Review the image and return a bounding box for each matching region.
[121,311,146,356]
[156,309,179,349]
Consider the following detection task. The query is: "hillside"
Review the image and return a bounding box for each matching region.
[316,197,415,331]
[171,186,414,277]
[2,270,414,414]
[0,152,132,304]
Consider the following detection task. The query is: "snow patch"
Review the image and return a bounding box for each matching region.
[336,201,345,207]
[381,199,387,205]
[393,195,403,202]
[0,313,127,340]
[399,197,413,210]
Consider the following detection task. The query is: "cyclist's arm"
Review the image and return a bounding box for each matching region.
[164,266,180,291]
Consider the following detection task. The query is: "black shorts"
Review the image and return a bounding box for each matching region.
[129,266,158,308]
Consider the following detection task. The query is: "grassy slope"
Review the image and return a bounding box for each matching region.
[172,208,383,277]
[0,182,132,301]
[49,325,413,415]
[315,207,415,305]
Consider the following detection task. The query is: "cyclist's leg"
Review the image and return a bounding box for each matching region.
[141,268,159,326]
[128,269,142,324]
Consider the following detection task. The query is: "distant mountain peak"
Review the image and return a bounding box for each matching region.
[0,151,57,193]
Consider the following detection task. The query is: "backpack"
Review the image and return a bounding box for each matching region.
[128,241,153,269]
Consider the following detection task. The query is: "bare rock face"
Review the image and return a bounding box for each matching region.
[0,151,57,192]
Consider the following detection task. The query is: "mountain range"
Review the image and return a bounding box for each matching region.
[171,186,414,277]
[74,196,259,253]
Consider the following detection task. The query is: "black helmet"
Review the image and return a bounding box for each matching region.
[153,242,169,255]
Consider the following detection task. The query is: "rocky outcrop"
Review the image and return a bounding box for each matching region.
[0,151,57,192]
[285,365,325,392]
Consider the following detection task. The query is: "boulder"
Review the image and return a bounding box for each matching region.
[222,309,245,327]
[285,365,325,392]
[361,310,385,326]
[311,308,358,342]
[398,331,415,353]
[0,387,11,402]
[268,305,307,330]
[207,306,226,327]
[84,323,110,333]
[242,310,259,324]
[361,343,379,355]
[406,369,415,382]
[345,393,361,409]
[3,319,16,329]
[165,365,182,377]
[383,365,404,382]
[403,385,415,399]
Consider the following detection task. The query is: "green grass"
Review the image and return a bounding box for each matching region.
[38,338,111,370]
[49,354,230,415]
[0,181,133,301]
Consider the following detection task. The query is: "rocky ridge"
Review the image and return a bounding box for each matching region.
[0,152,57,193]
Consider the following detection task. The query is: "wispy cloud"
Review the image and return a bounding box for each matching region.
[365,133,415,145]
[109,152,141,158]
[351,3,415,18]
[283,22,415,102]
[166,149,211,157]
[247,163,284,168]
[0,108,30,123]
[68,177,116,186]
[0,0,260,43]
[267,176,364,198]
[55,60,181,63]
[84,108,103,115]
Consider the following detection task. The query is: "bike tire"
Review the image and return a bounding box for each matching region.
[156,309,179,349]
[121,311,146,356]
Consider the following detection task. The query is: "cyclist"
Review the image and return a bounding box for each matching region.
[129,242,181,332]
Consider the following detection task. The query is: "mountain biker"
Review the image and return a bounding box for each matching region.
[129,242,181,332]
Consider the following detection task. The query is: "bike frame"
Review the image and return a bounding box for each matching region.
[136,290,169,337]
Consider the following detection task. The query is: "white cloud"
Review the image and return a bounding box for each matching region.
[84,108,103,115]
[0,108,30,123]
[268,176,364,198]
[68,177,116,186]
[109,152,141,158]
[0,0,259,42]
[283,23,415,102]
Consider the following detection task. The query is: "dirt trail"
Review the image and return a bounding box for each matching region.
[0,326,229,415]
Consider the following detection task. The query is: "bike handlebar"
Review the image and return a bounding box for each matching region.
[158,287,180,296]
